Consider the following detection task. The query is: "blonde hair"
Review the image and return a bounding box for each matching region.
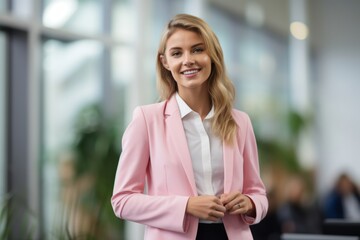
[156,14,237,144]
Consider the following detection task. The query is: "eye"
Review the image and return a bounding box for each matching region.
[170,51,181,57]
[193,47,204,53]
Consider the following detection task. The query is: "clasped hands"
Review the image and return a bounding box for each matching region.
[186,192,255,222]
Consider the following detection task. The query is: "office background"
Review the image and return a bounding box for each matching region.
[1,0,360,239]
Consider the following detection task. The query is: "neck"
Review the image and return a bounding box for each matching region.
[178,89,211,120]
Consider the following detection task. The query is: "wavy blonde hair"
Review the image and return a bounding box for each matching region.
[157,14,237,144]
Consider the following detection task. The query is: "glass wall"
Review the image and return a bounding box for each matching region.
[12,0,32,19]
[0,31,6,197]
[0,1,5,14]
[112,0,136,42]
[112,45,135,125]
[39,1,157,237]
[43,0,102,34]
[208,5,290,141]
[41,39,103,237]
[39,0,158,237]
[0,0,31,18]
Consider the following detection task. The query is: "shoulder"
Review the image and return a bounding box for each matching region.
[131,100,167,123]
[232,109,250,120]
[231,108,252,128]
[231,109,256,142]
[138,101,166,113]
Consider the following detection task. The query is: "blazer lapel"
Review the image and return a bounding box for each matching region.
[165,95,197,196]
[223,142,234,193]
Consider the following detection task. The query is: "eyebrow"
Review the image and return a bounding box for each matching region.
[168,43,205,51]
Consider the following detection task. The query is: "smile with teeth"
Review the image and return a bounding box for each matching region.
[182,69,200,75]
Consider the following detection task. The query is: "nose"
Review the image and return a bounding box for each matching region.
[183,52,195,66]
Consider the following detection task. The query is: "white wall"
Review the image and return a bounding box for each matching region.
[310,0,360,193]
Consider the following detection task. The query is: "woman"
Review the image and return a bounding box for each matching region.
[111,14,268,240]
[324,173,360,220]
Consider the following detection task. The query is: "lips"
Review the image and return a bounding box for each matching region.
[181,69,200,75]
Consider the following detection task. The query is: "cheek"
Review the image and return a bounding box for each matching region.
[166,62,181,81]
[202,55,211,67]
[167,59,182,72]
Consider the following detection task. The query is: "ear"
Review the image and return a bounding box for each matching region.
[160,55,170,70]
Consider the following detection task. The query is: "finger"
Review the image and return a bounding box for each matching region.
[207,215,223,222]
[210,209,225,218]
[221,192,241,206]
[231,198,252,215]
[213,197,225,206]
[229,203,247,215]
[209,197,226,212]
[205,207,225,221]
[228,195,247,209]
[219,193,231,204]
[224,197,239,210]
[207,200,227,219]
[229,208,246,215]
[209,204,226,219]
[214,203,226,212]
[232,202,242,212]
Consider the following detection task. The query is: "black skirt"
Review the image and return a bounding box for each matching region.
[196,223,229,240]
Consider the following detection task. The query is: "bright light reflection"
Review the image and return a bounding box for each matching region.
[290,21,309,40]
[43,0,78,28]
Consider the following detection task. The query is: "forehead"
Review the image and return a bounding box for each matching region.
[166,29,204,49]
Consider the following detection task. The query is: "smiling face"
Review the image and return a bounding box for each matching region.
[160,29,212,96]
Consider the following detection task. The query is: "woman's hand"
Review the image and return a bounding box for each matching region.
[186,195,226,222]
[220,192,256,217]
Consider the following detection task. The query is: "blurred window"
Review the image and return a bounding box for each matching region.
[112,0,136,42]
[12,0,32,19]
[42,0,102,34]
[0,1,6,14]
[111,46,138,125]
[0,31,6,196]
[41,39,103,236]
[208,4,290,141]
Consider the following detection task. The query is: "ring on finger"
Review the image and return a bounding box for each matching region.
[237,203,241,209]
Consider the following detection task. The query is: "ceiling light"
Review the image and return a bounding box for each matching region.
[290,21,309,40]
[43,0,78,28]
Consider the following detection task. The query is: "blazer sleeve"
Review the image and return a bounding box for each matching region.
[240,113,268,224]
[111,107,189,233]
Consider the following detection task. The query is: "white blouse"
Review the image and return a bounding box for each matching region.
[175,93,224,197]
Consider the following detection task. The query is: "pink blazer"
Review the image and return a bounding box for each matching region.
[111,95,268,240]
